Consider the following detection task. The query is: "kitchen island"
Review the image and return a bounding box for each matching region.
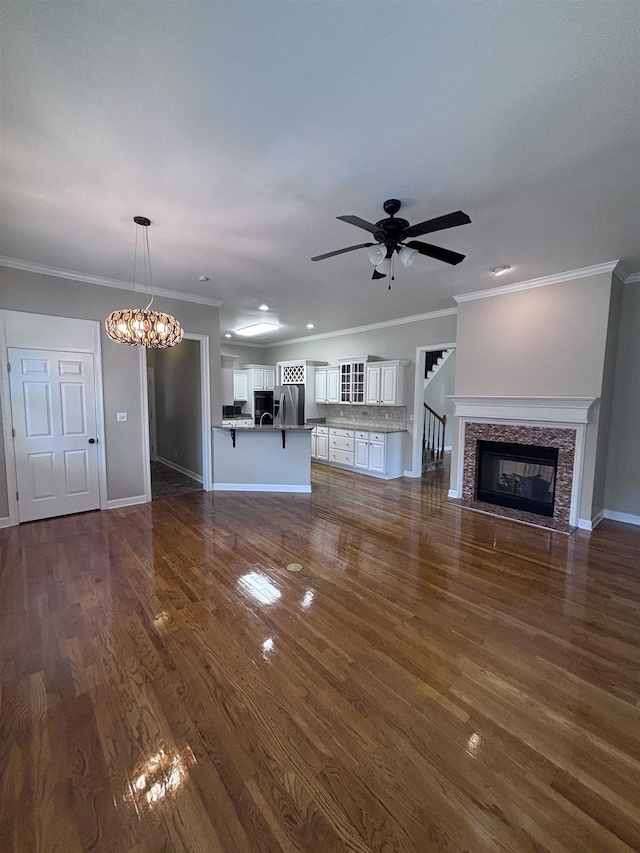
[212,424,313,492]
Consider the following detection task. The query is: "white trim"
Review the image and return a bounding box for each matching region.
[211,483,312,493]
[603,509,640,527]
[0,310,108,526]
[0,517,11,528]
[408,342,457,478]
[226,308,458,349]
[450,396,596,424]
[0,256,224,308]
[448,489,459,499]
[106,494,148,509]
[140,349,153,504]
[453,262,619,304]
[624,272,640,284]
[140,332,213,499]
[156,456,203,484]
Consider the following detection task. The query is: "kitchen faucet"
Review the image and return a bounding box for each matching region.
[260,412,273,425]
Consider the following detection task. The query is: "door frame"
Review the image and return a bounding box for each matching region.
[140,331,212,499]
[0,310,108,526]
[406,342,456,478]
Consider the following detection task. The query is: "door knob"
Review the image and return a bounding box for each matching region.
[88,438,97,444]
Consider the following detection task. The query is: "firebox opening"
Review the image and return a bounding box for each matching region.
[476,440,558,518]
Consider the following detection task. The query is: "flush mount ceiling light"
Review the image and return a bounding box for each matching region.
[491,265,511,276]
[306,323,315,329]
[258,304,270,311]
[224,333,232,338]
[235,321,280,337]
[105,217,183,348]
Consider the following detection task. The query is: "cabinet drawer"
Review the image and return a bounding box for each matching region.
[330,436,354,452]
[355,430,369,440]
[369,432,387,442]
[329,427,355,438]
[316,426,328,435]
[329,449,353,466]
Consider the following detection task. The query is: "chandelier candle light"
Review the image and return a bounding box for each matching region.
[105,216,183,348]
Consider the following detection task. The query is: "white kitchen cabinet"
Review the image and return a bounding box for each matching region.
[241,365,276,391]
[368,438,386,474]
[315,367,340,403]
[310,428,317,459]
[233,371,249,402]
[316,426,329,461]
[365,360,407,406]
[339,360,366,403]
[354,432,369,469]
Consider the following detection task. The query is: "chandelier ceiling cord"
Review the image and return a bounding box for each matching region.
[105,216,183,348]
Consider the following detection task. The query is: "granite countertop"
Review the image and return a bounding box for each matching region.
[309,422,407,434]
[213,424,313,432]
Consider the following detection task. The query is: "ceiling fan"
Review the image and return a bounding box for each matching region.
[311,199,471,279]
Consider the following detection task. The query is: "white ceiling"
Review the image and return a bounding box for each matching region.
[1,1,639,344]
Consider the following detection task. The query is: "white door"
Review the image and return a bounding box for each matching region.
[380,364,398,405]
[366,365,381,404]
[354,437,369,469]
[315,369,327,403]
[9,348,101,522]
[369,440,386,474]
[327,368,340,403]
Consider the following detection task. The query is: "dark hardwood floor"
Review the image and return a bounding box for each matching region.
[1,463,639,852]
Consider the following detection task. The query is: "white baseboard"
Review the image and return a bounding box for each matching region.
[156,456,203,483]
[0,516,12,528]
[603,509,640,527]
[448,489,459,498]
[577,510,604,531]
[212,483,311,493]
[107,494,149,510]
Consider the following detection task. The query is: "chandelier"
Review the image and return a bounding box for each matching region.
[105,217,183,348]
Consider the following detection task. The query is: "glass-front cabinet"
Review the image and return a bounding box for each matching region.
[339,359,366,403]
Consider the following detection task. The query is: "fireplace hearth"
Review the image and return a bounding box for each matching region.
[476,440,558,517]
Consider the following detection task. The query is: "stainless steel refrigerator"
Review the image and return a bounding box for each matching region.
[274,384,305,426]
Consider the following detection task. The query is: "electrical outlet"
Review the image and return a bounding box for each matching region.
[116,412,127,422]
[384,412,389,419]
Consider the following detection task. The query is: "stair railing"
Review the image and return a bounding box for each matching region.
[423,403,447,462]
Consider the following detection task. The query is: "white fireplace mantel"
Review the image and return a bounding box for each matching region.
[450,396,597,424]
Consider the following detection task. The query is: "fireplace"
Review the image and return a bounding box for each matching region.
[449,396,597,532]
[476,440,558,517]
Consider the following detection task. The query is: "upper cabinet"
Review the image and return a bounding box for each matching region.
[277,360,327,385]
[241,365,276,392]
[338,356,382,404]
[315,367,340,403]
[233,371,249,402]
[365,360,408,406]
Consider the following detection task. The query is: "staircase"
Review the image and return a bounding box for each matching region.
[424,348,454,388]
[422,403,447,474]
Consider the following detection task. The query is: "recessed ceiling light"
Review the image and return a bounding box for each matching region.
[235,322,280,337]
[258,304,270,311]
[224,333,232,338]
[491,265,511,276]
[199,275,209,282]
[306,323,315,329]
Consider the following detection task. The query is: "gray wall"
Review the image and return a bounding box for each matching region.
[455,273,613,397]
[0,267,221,508]
[155,339,202,477]
[604,281,640,518]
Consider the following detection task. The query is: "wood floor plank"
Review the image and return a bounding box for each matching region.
[1,463,639,851]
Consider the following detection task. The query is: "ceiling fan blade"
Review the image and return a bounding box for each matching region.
[311,242,374,262]
[402,210,471,239]
[372,268,387,280]
[406,240,466,265]
[336,215,380,235]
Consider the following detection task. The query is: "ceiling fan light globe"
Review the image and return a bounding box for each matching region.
[367,245,386,265]
[376,257,391,276]
[398,246,418,268]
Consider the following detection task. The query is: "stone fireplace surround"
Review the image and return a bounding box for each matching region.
[449,397,597,532]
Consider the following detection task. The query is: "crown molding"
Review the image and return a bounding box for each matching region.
[453,261,620,304]
[0,255,224,308]
[268,307,458,348]
[625,271,640,284]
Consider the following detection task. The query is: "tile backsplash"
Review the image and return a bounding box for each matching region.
[322,404,407,430]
